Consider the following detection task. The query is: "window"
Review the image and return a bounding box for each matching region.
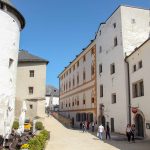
[77,74,79,85]
[91,64,94,76]
[66,103,67,107]
[99,30,101,36]
[69,68,71,73]
[30,70,34,77]
[9,58,14,68]
[99,64,102,74]
[77,61,79,67]
[113,23,116,28]
[133,64,136,72]
[83,99,85,105]
[69,81,71,89]
[29,87,34,94]
[110,63,115,74]
[29,104,33,109]
[114,37,118,47]
[99,46,102,53]
[112,93,116,104]
[132,80,144,98]
[91,49,94,55]
[72,102,74,106]
[131,19,136,24]
[69,103,70,107]
[73,65,75,71]
[139,81,144,96]
[73,78,75,86]
[138,61,142,69]
[83,55,86,62]
[91,97,94,103]
[83,70,86,81]
[100,85,103,97]
[77,101,79,106]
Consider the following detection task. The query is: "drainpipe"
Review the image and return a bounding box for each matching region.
[125,58,131,125]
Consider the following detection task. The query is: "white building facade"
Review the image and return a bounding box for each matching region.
[126,39,150,139]
[59,40,97,128]
[96,5,150,134]
[0,0,25,137]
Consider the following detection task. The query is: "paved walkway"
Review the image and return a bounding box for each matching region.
[42,116,150,150]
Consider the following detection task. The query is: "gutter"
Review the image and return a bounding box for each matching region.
[125,58,131,124]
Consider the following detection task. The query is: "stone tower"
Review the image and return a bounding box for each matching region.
[0,0,25,137]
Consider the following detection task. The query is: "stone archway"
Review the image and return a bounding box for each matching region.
[135,114,144,137]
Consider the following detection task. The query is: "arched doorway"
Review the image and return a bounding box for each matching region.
[101,116,106,128]
[135,114,144,137]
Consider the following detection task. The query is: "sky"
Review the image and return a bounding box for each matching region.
[12,0,150,88]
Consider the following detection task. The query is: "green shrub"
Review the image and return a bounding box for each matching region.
[40,130,50,140]
[35,122,44,130]
[28,130,49,150]
[28,137,41,150]
[12,121,19,129]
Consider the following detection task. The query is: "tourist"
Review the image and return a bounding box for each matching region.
[92,121,95,132]
[80,122,82,129]
[82,122,86,132]
[98,124,104,140]
[131,124,136,142]
[87,121,90,130]
[126,124,131,142]
[106,123,111,140]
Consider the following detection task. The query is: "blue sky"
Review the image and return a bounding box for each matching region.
[12,0,150,88]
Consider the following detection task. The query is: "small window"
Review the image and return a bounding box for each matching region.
[112,93,116,104]
[91,49,94,55]
[29,104,33,109]
[100,85,103,97]
[73,78,75,86]
[114,37,118,47]
[30,70,34,77]
[131,19,136,24]
[9,58,14,68]
[69,68,71,73]
[73,65,75,71]
[138,61,142,69]
[83,55,86,62]
[72,102,74,106]
[83,70,86,81]
[99,30,101,36]
[29,87,34,94]
[91,97,94,103]
[133,64,136,72]
[99,64,102,74]
[99,46,102,53]
[83,99,85,105]
[91,64,94,76]
[77,101,79,106]
[77,74,79,85]
[113,23,116,28]
[77,61,79,67]
[66,103,67,107]
[110,63,115,74]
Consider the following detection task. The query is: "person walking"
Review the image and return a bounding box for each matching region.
[82,122,86,133]
[92,121,95,132]
[126,124,131,142]
[98,124,104,140]
[131,124,135,142]
[80,122,82,130]
[106,123,111,140]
